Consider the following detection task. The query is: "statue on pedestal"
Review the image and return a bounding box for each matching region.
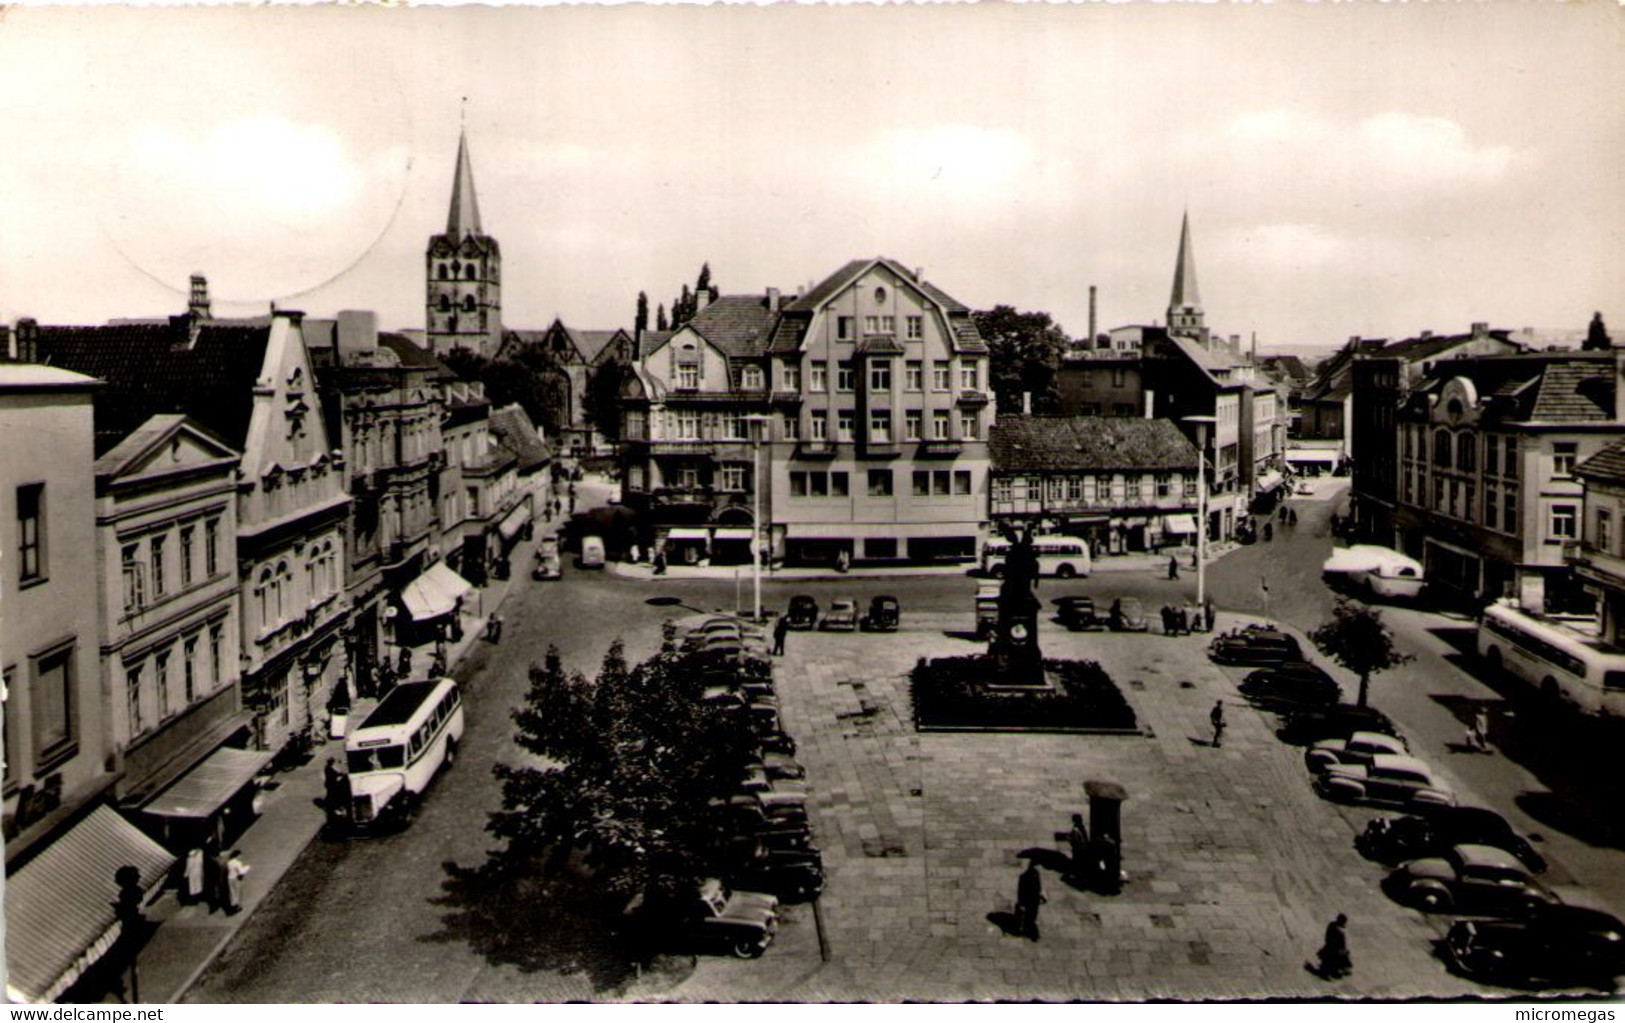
[990,527,1045,686]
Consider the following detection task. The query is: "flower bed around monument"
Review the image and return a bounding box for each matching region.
[911,656,1140,733]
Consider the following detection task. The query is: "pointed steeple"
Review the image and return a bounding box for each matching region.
[446,130,483,239]
[1169,210,1201,315]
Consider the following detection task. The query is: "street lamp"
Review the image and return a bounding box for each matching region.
[1182,415,1216,611]
[743,414,773,624]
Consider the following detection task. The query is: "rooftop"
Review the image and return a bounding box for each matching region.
[990,415,1199,474]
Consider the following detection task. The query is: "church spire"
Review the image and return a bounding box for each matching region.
[1167,210,1206,339]
[446,129,483,239]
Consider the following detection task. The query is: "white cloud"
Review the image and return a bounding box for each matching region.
[1356,112,1517,185]
[1223,222,1348,270]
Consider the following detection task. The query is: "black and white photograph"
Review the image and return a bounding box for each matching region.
[1,1,1622,1007]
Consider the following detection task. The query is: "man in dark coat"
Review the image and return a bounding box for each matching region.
[1015,862,1046,940]
[1066,814,1090,885]
[1210,700,1226,748]
[772,614,790,656]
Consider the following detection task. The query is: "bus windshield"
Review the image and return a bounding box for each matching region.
[348,745,406,774]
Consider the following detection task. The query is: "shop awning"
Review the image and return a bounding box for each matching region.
[712,528,754,540]
[1163,514,1199,535]
[1256,471,1286,492]
[141,746,273,820]
[1286,449,1340,464]
[497,504,529,541]
[6,805,174,1003]
[666,527,711,541]
[401,562,474,622]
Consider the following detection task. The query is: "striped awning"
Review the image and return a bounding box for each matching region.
[6,805,174,1003]
[141,746,272,820]
[401,562,474,622]
[497,504,529,541]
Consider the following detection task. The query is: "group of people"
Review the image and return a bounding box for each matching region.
[1160,597,1216,636]
[180,842,250,915]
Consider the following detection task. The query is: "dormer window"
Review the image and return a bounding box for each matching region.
[741,365,764,390]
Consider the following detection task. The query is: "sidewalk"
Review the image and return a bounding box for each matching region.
[129,532,540,1004]
[605,546,1241,583]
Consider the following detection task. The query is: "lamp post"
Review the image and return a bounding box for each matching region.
[1183,415,1216,610]
[743,414,772,623]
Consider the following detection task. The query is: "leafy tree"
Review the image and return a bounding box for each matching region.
[695,262,711,296]
[656,303,668,332]
[972,305,1072,414]
[489,640,759,911]
[635,291,649,336]
[584,361,632,442]
[443,343,571,437]
[1309,598,1413,707]
[1585,311,1613,351]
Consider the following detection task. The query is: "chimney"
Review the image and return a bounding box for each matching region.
[1420,330,1433,340]
[1250,331,1257,362]
[1022,391,1032,415]
[914,267,924,282]
[695,288,711,314]
[188,274,212,319]
[273,308,305,326]
[15,317,38,363]
[766,287,781,312]
[1088,285,1097,349]
[1144,389,1155,419]
[1471,321,1488,339]
[337,310,379,359]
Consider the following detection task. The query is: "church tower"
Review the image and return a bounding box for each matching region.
[1166,211,1208,342]
[426,130,502,356]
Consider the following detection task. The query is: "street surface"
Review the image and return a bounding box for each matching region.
[188,479,1625,1001]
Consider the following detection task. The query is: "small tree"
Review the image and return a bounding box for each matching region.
[695,262,711,296]
[1585,311,1613,352]
[634,291,649,336]
[1309,599,1412,707]
[656,303,668,332]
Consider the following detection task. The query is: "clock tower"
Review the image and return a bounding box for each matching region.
[426,129,502,357]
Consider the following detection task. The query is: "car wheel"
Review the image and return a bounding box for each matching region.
[445,738,458,768]
[991,565,1006,579]
[730,938,765,960]
[1416,888,1451,912]
[1056,563,1076,580]
[1541,677,1562,705]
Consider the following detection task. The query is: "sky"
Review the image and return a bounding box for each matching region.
[0,4,1621,350]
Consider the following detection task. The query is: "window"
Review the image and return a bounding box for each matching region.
[868,469,893,497]
[183,637,198,703]
[905,410,923,441]
[462,294,476,313]
[675,410,700,440]
[1553,441,1578,479]
[741,365,764,390]
[960,362,978,391]
[1598,508,1613,554]
[993,477,1013,503]
[912,471,930,497]
[179,526,195,587]
[1433,429,1453,469]
[831,472,849,497]
[32,644,74,761]
[959,413,978,440]
[205,517,220,576]
[953,471,972,496]
[464,265,476,281]
[724,413,749,441]
[676,362,700,389]
[209,624,223,691]
[155,652,171,718]
[865,538,898,559]
[1111,368,1127,389]
[782,362,801,391]
[721,466,747,492]
[439,295,450,313]
[1550,503,1578,541]
[782,413,800,441]
[869,410,891,442]
[905,361,923,391]
[1433,475,1446,510]
[837,361,855,393]
[932,361,951,391]
[869,360,891,391]
[150,534,167,599]
[810,361,828,392]
[1504,437,1518,477]
[1047,478,1065,503]
[17,482,43,583]
[122,543,144,612]
[932,411,950,440]
[1156,474,1173,498]
[1485,435,1499,476]
[127,661,144,737]
[1457,434,1477,473]
[837,316,854,340]
[1485,484,1499,529]
[933,470,951,496]
[1504,489,1518,533]
[790,471,808,497]
[907,316,924,340]
[1113,403,1137,417]
[810,411,828,441]
[677,466,700,489]
[837,410,855,442]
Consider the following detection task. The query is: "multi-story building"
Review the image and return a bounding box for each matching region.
[622,258,994,567]
[439,378,521,587]
[1392,350,1624,610]
[425,130,502,358]
[28,301,350,753]
[487,402,552,536]
[1054,351,1146,417]
[989,415,1200,553]
[1349,324,1524,544]
[1571,441,1625,647]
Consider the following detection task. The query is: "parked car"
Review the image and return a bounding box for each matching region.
[1277,703,1400,745]
[741,768,809,798]
[819,598,859,631]
[747,752,806,781]
[1304,730,1409,773]
[1109,597,1149,632]
[1209,628,1303,666]
[531,535,562,580]
[729,847,827,903]
[785,595,820,630]
[677,878,780,959]
[712,795,814,849]
[860,595,901,632]
[755,728,798,757]
[1445,904,1625,989]
[1316,753,1455,809]
[578,534,606,569]
[1385,843,1559,915]
[1055,596,1106,631]
[1239,661,1341,711]
[1357,805,1547,873]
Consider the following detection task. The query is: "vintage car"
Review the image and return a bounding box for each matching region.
[1109,597,1149,633]
[1357,805,1546,873]
[531,536,562,580]
[680,879,780,959]
[741,767,809,798]
[860,595,901,632]
[1304,731,1410,773]
[1385,844,1558,915]
[1277,703,1400,745]
[746,752,806,781]
[1445,904,1625,989]
[785,595,820,630]
[728,847,827,903]
[1239,661,1341,712]
[1209,627,1303,666]
[1055,596,1106,632]
[1316,753,1455,809]
[819,598,860,632]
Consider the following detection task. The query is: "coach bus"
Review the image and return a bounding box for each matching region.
[1477,601,1625,718]
[982,535,1092,580]
[347,677,465,828]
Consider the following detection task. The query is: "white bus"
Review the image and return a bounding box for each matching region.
[347,677,465,828]
[1322,545,1426,600]
[1477,601,1625,718]
[982,535,1092,580]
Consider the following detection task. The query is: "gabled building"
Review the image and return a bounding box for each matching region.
[989,415,1200,553]
[1571,440,1625,648]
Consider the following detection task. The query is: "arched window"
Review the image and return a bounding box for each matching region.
[257,569,272,630]
[439,294,451,313]
[462,295,476,313]
[1457,434,1476,473]
[464,265,476,281]
[1433,428,1453,469]
[438,265,449,281]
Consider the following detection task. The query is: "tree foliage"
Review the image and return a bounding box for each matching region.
[584,361,633,441]
[442,343,572,437]
[656,303,668,332]
[1585,312,1613,352]
[635,292,649,336]
[1309,598,1413,707]
[489,640,759,906]
[972,305,1072,415]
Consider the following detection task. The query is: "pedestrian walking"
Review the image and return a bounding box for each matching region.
[323,757,344,811]
[1468,707,1491,753]
[629,542,641,565]
[653,548,667,576]
[1204,597,1216,632]
[1210,700,1226,748]
[1314,913,1352,979]
[772,613,789,656]
[1160,606,1173,635]
[1176,606,1190,636]
[1015,862,1046,940]
[182,846,205,906]
[223,850,249,915]
[1168,555,1180,581]
[1066,814,1090,884]
[209,844,229,912]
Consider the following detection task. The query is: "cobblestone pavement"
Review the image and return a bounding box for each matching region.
[674,613,1509,1002]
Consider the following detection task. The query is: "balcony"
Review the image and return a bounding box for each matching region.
[770,390,804,405]
[795,440,838,459]
[956,390,990,407]
[916,439,963,458]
